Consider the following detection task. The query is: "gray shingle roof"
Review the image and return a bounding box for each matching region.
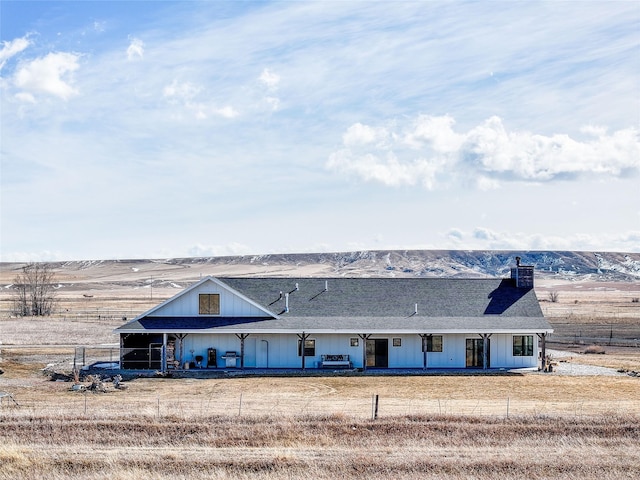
[117,277,552,334]
[219,277,544,318]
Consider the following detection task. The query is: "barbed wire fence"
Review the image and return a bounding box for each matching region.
[1,390,639,420]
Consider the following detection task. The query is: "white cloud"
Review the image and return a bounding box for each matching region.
[213,105,238,118]
[163,79,200,101]
[445,228,640,252]
[473,227,499,242]
[188,242,253,257]
[14,52,80,100]
[14,92,36,103]
[259,68,280,90]
[462,117,640,181]
[327,150,425,187]
[0,250,66,263]
[327,115,640,189]
[447,229,464,242]
[257,69,281,112]
[403,115,463,153]
[162,80,237,119]
[0,36,31,70]
[343,122,389,147]
[126,37,144,60]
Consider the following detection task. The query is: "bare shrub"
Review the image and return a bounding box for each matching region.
[584,345,606,355]
[548,291,559,303]
[11,263,57,317]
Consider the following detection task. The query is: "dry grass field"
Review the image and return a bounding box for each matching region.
[1,413,639,480]
[1,259,639,478]
[2,342,640,478]
[2,347,640,480]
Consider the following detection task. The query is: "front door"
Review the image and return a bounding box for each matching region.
[366,339,389,367]
[256,338,269,368]
[466,338,490,368]
[244,337,256,368]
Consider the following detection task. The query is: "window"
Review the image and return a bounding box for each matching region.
[392,338,402,347]
[199,294,220,315]
[350,338,359,347]
[422,335,443,352]
[513,335,534,356]
[298,339,315,357]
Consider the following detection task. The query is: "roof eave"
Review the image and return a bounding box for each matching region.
[116,327,554,335]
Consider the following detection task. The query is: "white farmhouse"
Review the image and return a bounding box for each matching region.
[116,258,553,372]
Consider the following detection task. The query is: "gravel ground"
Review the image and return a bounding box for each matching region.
[546,349,627,376]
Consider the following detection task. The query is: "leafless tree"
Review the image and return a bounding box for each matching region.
[548,291,559,303]
[12,263,57,316]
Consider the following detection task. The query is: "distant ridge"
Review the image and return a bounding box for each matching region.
[167,250,640,281]
[24,250,640,282]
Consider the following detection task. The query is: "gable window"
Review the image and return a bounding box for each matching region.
[513,335,534,356]
[298,339,316,357]
[199,294,220,315]
[423,335,443,352]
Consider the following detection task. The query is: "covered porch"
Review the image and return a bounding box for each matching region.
[117,329,551,372]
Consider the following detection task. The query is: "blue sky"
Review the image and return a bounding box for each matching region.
[1,0,639,261]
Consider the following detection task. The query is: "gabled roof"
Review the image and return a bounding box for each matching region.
[117,276,552,334]
[116,276,276,330]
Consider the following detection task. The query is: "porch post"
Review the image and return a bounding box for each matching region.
[161,333,168,373]
[538,333,547,372]
[358,334,371,371]
[236,333,250,369]
[175,333,188,368]
[479,333,492,370]
[419,334,430,370]
[119,335,124,369]
[297,332,310,370]
[482,334,487,370]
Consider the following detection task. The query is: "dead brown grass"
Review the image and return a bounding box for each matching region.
[1,413,639,479]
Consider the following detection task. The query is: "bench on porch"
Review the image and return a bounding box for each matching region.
[320,354,352,369]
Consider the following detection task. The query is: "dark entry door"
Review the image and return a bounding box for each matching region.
[466,338,490,368]
[366,339,389,367]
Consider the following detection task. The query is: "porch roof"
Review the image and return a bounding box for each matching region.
[116,314,553,335]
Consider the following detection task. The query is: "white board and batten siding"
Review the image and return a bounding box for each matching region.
[178,332,539,369]
[416,334,539,369]
[182,333,359,369]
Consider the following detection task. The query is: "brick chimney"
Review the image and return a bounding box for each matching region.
[511,256,534,288]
